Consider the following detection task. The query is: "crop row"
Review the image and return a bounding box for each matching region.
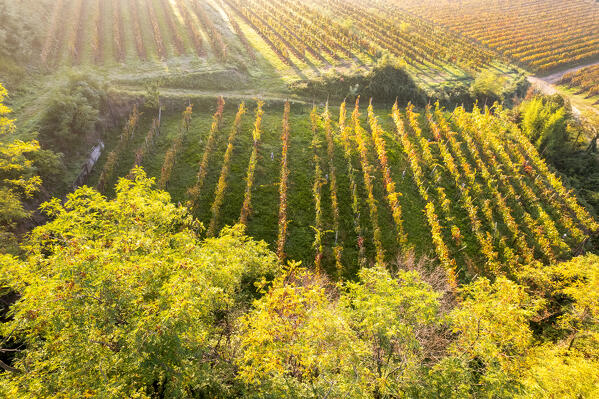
[39,0,234,65]
[560,65,599,98]
[401,0,599,72]
[100,99,597,279]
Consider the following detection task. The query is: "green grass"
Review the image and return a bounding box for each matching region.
[88,100,487,279]
[43,92,598,284]
[87,102,439,277]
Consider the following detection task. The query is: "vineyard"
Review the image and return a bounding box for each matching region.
[34,0,598,80]
[92,99,598,279]
[560,65,599,100]
[399,0,599,73]
[39,0,236,65]
[223,0,503,76]
[222,0,527,90]
[5,1,599,395]
[34,0,524,91]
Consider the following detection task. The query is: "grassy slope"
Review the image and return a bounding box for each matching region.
[86,102,478,279]
[5,0,593,277]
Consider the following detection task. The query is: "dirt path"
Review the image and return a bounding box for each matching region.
[527,69,599,144]
[114,85,312,104]
[527,76,585,116]
[538,60,599,84]
[528,73,599,120]
[527,76,557,95]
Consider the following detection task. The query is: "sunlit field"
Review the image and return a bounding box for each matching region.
[1,1,599,397]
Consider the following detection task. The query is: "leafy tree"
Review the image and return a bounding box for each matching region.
[517,254,599,398]
[0,83,59,252]
[519,96,568,153]
[470,70,528,108]
[448,277,542,396]
[341,266,442,397]
[237,265,445,398]
[470,69,507,104]
[290,54,426,104]
[0,84,15,135]
[38,74,106,151]
[0,169,280,398]
[237,263,597,399]
[550,254,599,341]
[236,266,366,398]
[424,276,544,398]
[144,80,162,111]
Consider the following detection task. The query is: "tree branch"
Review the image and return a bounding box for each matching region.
[0,358,21,373]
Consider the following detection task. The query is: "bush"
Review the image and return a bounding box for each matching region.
[0,169,280,398]
[38,74,106,151]
[471,69,529,107]
[0,83,60,252]
[519,95,568,153]
[291,54,427,105]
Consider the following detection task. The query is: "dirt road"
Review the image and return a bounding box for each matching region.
[526,76,585,117]
[527,61,599,119]
[538,60,599,84]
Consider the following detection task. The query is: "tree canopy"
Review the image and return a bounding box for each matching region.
[0,169,280,398]
[0,83,59,252]
[0,167,597,398]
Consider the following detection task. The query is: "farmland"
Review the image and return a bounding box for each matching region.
[39,0,234,65]
[4,0,599,274]
[399,0,599,73]
[31,0,523,93]
[2,1,599,397]
[90,98,597,279]
[560,64,599,101]
[32,0,599,83]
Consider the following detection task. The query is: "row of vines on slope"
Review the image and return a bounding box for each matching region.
[560,65,599,98]
[98,100,598,282]
[187,97,225,212]
[208,103,247,236]
[401,0,599,72]
[97,105,141,192]
[38,0,235,64]
[159,104,193,189]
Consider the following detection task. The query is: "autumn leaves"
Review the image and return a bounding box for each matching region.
[98,98,596,281]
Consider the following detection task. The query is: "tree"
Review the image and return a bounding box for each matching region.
[470,69,507,104]
[519,96,568,154]
[38,74,105,151]
[236,266,366,398]
[341,266,443,398]
[0,168,280,398]
[237,264,445,398]
[426,276,543,398]
[0,83,59,252]
[517,254,599,398]
[0,84,15,135]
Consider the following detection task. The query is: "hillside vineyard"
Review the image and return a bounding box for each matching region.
[560,65,599,99]
[37,0,509,78]
[400,0,599,72]
[95,99,598,280]
[37,0,599,75]
[4,0,599,395]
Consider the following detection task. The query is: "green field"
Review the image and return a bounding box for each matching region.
[89,99,597,281]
